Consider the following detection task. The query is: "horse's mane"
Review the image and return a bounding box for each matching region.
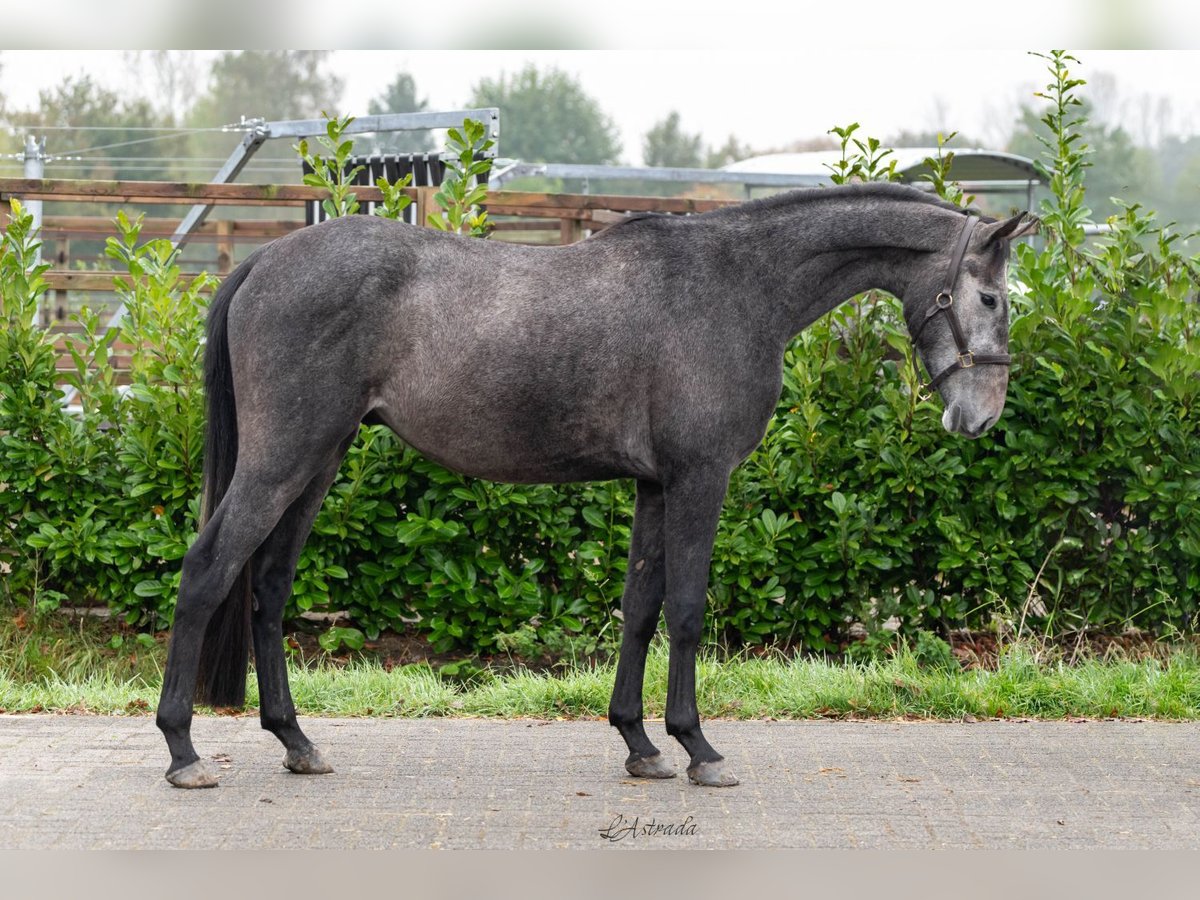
[602,182,976,237]
[722,181,975,218]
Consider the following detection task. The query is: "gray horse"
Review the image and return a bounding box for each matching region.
[156,182,1037,789]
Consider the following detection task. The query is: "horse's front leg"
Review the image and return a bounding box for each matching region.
[608,480,675,778]
[662,466,739,787]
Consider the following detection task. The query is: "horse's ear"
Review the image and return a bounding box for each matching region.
[981,212,1039,246]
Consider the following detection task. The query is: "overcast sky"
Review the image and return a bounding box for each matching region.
[3,50,1198,165]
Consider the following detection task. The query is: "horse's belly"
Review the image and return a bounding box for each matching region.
[371,403,656,485]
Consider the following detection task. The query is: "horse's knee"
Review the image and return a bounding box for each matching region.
[664,608,705,646]
[621,608,661,644]
[621,572,665,642]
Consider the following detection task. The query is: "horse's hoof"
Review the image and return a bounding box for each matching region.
[284,746,334,775]
[626,753,676,779]
[165,759,220,789]
[687,759,739,787]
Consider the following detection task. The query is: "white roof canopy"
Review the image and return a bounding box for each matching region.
[723,149,1041,185]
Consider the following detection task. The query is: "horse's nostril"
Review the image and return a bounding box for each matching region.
[964,414,997,438]
[943,404,963,434]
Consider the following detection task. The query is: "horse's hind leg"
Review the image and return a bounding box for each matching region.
[157,466,315,788]
[608,480,675,778]
[250,432,356,775]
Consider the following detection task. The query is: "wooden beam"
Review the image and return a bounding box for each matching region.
[216,220,233,274]
[43,272,215,292]
[484,191,734,214]
[40,216,302,239]
[0,178,391,205]
[559,218,585,245]
[0,179,737,216]
[414,187,437,229]
[488,219,566,231]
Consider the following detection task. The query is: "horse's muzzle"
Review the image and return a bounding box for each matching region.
[943,403,999,439]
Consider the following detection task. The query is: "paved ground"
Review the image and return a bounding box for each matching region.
[2,715,1200,849]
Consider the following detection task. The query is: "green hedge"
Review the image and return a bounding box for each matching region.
[2,54,1199,654]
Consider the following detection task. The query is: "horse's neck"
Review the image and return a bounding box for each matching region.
[727,194,962,341]
[780,246,914,334]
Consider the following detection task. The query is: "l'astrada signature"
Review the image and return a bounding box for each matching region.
[598,814,698,842]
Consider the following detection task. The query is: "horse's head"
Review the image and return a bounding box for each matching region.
[905,210,1038,438]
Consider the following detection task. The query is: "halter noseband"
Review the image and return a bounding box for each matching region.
[909,215,1011,392]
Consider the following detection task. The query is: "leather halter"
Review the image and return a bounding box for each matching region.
[909,215,1011,392]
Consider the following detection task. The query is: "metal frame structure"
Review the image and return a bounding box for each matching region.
[18,136,46,265]
[99,107,500,336]
[170,108,500,249]
[489,161,829,195]
[55,108,499,405]
[490,149,1043,210]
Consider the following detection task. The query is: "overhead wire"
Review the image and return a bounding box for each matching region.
[54,130,209,157]
[0,124,240,133]
[1,122,261,157]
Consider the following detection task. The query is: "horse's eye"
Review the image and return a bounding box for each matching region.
[980,292,998,309]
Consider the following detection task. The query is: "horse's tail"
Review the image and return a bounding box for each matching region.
[195,249,263,708]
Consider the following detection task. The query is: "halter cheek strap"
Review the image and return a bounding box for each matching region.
[909,215,1011,391]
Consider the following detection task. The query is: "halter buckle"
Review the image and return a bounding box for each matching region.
[935,291,954,309]
[958,351,975,368]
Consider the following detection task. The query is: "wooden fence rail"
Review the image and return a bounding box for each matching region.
[0,178,735,215]
[0,177,739,378]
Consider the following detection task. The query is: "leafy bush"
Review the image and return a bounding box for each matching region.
[1,208,214,626]
[2,67,1198,658]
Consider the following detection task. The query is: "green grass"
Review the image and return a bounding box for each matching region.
[3,614,1200,719]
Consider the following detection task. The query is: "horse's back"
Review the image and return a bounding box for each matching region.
[219,216,664,482]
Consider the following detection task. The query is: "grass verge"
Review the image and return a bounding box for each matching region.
[2,613,1200,719]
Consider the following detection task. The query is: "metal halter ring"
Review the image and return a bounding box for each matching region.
[935,292,954,309]
[957,351,975,368]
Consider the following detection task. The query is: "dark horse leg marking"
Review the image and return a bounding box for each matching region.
[608,480,675,779]
[662,467,739,787]
[250,432,357,776]
[157,467,315,788]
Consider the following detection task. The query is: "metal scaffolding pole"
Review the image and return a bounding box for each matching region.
[21,136,46,266]
[169,108,500,250]
[62,109,501,407]
[102,107,501,337]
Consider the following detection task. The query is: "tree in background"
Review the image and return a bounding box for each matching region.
[122,51,203,127]
[4,52,348,183]
[184,51,346,180]
[6,75,167,181]
[0,53,13,156]
[887,128,981,148]
[643,111,703,168]
[1167,151,1200,228]
[1006,97,1163,225]
[641,116,752,170]
[705,135,751,169]
[1157,134,1200,229]
[365,72,436,153]
[468,65,620,164]
[187,51,344,128]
